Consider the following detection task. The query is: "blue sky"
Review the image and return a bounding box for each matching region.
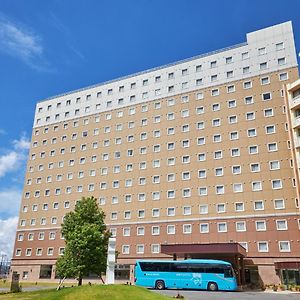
[0,0,299,257]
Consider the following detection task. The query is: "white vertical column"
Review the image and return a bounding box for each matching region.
[105,237,116,284]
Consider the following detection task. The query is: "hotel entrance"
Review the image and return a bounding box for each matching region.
[161,242,247,286]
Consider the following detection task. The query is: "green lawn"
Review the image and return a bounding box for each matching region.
[0,284,171,299]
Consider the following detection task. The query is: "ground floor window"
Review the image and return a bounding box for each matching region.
[39,265,52,279]
[281,269,300,285]
[115,264,130,280]
[22,271,28,280]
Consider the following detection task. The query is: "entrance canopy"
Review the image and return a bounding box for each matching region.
[161,242,246,259]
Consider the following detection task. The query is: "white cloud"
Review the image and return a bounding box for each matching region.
[13,135,30,150]
[0,217,18,258]
[0,15,50,71]
[0,151,20,178]
[0,188,22,217]
[0,135,30,178]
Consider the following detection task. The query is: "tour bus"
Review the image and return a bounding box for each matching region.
[135,259,237,291]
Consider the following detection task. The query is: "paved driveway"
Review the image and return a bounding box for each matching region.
[153,289,300,300]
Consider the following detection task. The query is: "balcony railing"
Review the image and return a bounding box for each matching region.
[290,95,300,109]
[294,137,300,148]
[292,116,300,128]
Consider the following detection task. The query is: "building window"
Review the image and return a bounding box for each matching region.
[227,100,236,109]
[279,241,290,252]
[247,128,257,137]
[258,242,268,252]
[276,220,288,231]
[151,244,160,254]
[152,209,160,218]
[217,222,227,232]
[231,148,240,157]
[137,227,145,235]
[183,224,192,234]
[268,142,278,152]
[152,226,160,235]
[260,62,267,70]
[215,167,223,176]
[236,221,246,232]
[198,169,206,178]
[272,179,282,189]
[196,92,204,100]
[264,108,273,117]
[262,92,272,101]
[256,220,266,231]
[200,223,209,233]
[167,207,175,216]
[249,145,258,154]
[276,42,284,50]
[252,181,262,191]
[269,160,280,170]
[183,206,191,215]
[199,204,208,214]
[250,163,260,172]
[254,200,264,211]
[211,89,219,96]
[199,187,207,196]
[212,118,221,126]
[228,115,237,124]
[233,183,243,193]
[261,76,270,85]
[235,202,244,212]
[278,57,286,65]
[243,66,250,74]
[167,225,175,235]
[216,203,225,212]
[210,60,217,68]
[122,245,130,254]
[279,72,288,81]
[266,125,275,134]
[216,186,225,195]
[214,150,222,159]
[246,112,255,120]
[232,165,241,174]
[243,81,252,89]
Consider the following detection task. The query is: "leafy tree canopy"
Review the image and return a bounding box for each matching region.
[56,196,110,285]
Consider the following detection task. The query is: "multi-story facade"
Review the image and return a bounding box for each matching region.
[11,21,300,285]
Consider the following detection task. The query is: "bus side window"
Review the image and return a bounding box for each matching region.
[172,263,190,273]
[205,265,224,274]
[189,264,206,273]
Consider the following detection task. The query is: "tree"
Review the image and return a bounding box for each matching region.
[56,196,110,286]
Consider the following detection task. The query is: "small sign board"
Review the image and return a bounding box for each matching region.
[10,272,20,292]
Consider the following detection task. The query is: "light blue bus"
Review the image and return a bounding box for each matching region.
[135,259,237,291]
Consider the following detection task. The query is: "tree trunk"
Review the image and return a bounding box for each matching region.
[100,276,105,284]
[78,277,82,286]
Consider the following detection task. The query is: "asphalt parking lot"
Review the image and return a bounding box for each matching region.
[153,289,300,300]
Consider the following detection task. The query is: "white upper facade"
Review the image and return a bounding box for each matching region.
[34,21,298,128]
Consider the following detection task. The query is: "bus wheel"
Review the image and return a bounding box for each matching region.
[155,280,165,290]
[207,282,218,291]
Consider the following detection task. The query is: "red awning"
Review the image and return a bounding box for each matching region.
[275,261,300,269]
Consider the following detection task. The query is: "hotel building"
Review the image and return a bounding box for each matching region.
[11,21,300,285]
